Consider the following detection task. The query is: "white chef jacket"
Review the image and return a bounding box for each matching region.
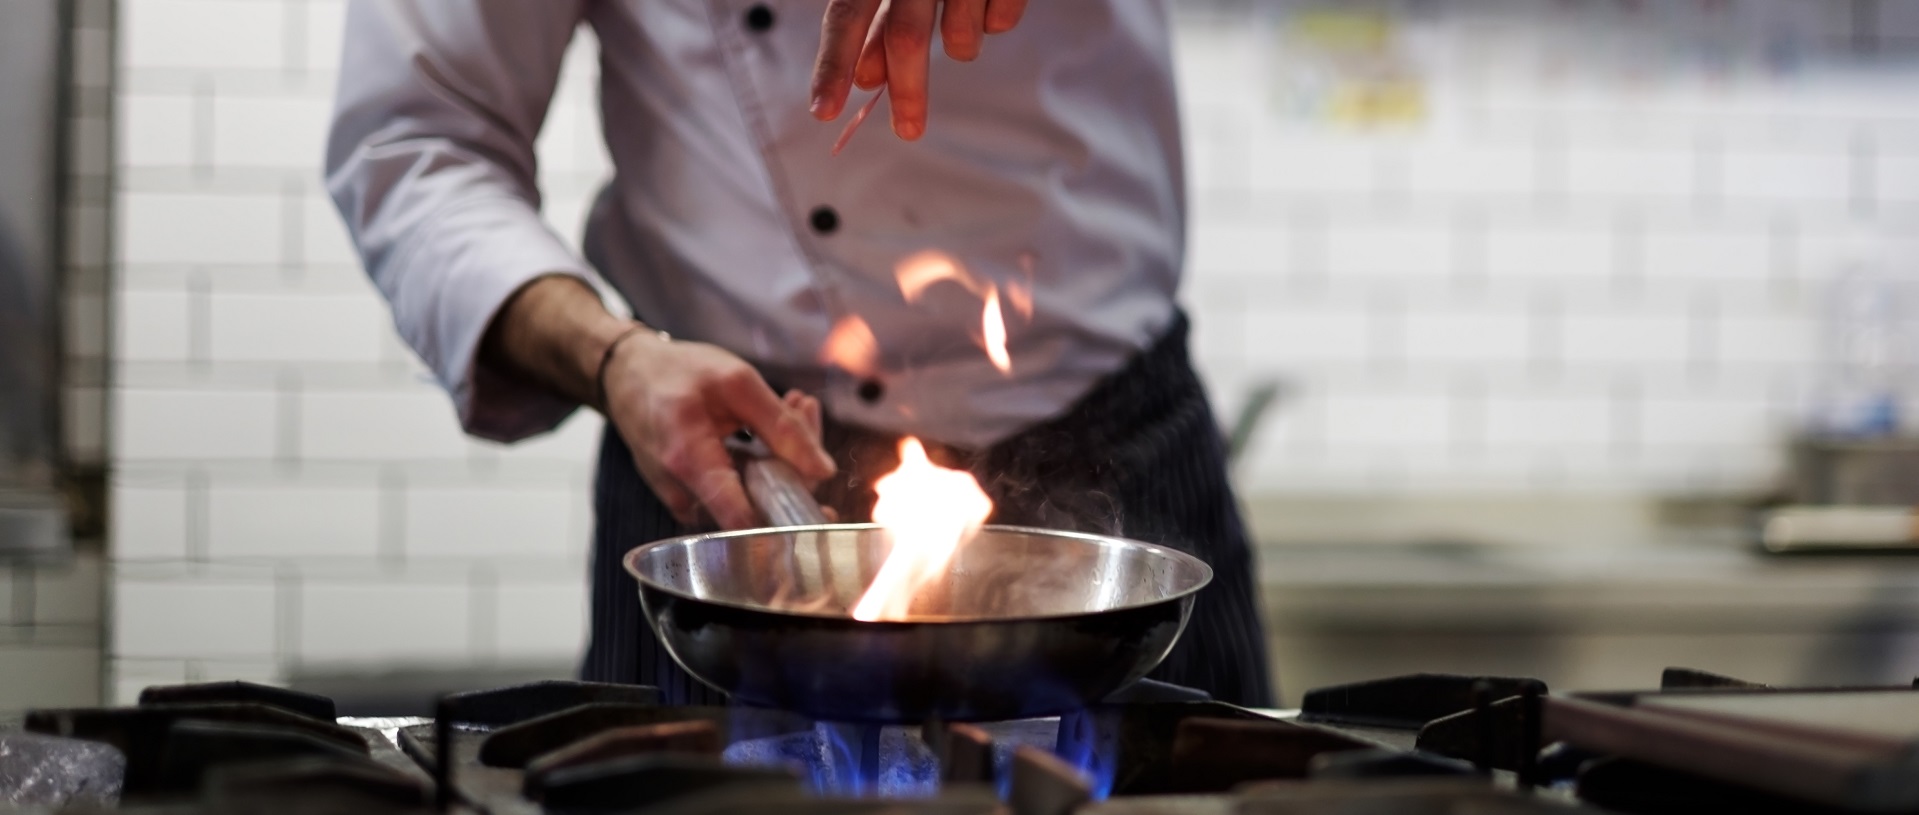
[325,0,1186,450]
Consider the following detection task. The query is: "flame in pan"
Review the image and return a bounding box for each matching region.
[851,438,993,621]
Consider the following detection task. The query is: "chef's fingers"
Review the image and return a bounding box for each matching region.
[883,0,937,140]
[632,454,702,527]
[810,0,884,120]
[940,0,988,61]
[983,0,1028,34]
[854,2,889,90]
[821,506,841,523]
[782,390,825,440]
[667,436,759,531]
[720,372,837,481]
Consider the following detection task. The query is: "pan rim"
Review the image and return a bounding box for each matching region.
[622,522,1215,624]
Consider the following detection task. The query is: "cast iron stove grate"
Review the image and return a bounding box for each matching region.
[56,670,1918,813]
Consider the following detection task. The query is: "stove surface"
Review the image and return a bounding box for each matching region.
[9,668,1907,814]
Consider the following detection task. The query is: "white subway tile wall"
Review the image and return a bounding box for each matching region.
[106,0,1919,691]
[111,0,607,698]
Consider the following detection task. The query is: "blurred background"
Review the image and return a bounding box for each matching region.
[4,0,1919,714]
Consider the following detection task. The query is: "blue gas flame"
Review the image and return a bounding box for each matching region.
[721,713,1118,801]
[1050,712,1117,800]
[723,723,939,797]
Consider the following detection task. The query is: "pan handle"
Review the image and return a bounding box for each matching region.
[742,457,831,527]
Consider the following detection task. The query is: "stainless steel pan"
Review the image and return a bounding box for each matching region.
[622,452,1212,723]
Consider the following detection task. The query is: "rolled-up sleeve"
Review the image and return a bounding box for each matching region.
[325,0,596,443]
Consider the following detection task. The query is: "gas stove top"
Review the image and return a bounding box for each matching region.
[5,668,1913,813]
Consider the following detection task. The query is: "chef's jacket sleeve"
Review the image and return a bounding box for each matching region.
[324,0,599,443]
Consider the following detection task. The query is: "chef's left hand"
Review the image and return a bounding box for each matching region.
[809,0,1030,140]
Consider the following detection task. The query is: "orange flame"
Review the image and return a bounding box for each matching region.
[893,251,1015,375]
[982,285,1011,374]
[896,250,979,302]
[851,438,993,621]
[819,315,879,377]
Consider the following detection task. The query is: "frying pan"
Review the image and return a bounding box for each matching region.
[622,451,1212,723]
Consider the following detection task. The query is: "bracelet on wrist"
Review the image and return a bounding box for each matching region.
[594,323,669,412]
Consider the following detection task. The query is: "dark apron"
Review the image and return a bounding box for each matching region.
[580,313,1277,709]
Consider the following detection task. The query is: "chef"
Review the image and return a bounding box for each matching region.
[325,0,1274,709]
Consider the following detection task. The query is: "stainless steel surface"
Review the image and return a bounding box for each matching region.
[624,524,1212,722]
[0,0,69,559]
[1791,437,1919,506]
[741,459,830,527]
[1259,537,1919,699]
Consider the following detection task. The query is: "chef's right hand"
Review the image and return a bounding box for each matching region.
[809,0,1031,139]
[599,331,836,530]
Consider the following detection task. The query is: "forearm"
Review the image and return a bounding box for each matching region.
[479,275,636,410]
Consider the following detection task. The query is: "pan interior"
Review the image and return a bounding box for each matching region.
[626,524,1212,622]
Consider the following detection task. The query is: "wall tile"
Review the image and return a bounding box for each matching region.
[212,95,332,169]
[1402,305,1532,363]
[1325,220,1453,278]
[32,554,104,626]
[1243,302,1374,366]
[115,578,278,659]
[122,0,286,71]
[1321,388,1456,448]
[208,293,386,363]
[119,93,195,168]
[112,659,189,705]
[1247,136,1377,195]
[110,481,190,560]
[1564,147,1694,199]
[493,581,588,662]
[1484,222,1613,280]
[1485,394,1615,447]
[1717,313,1818,367]
[1643,226,1771,281]
[1189,222,1294,279]
[300,388,470,461]
[303,195,360,266]
[1639,395,1783,448]
[1883,153,1919,204]
[115,288,193,361]
[1560,308,1692,366]
[403,486,578,560]
[0,647,103,710]
[1403,143,1535,197]
[296,579,471,665]
[121,192,284,266]
[208,484,381,560]
[115,388,279,461]
[1722,150,1850,204]
[303,0,348,73]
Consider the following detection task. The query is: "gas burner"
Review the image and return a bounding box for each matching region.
[16,668,1912,813]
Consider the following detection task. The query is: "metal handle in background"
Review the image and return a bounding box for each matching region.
[742,458,830,527]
